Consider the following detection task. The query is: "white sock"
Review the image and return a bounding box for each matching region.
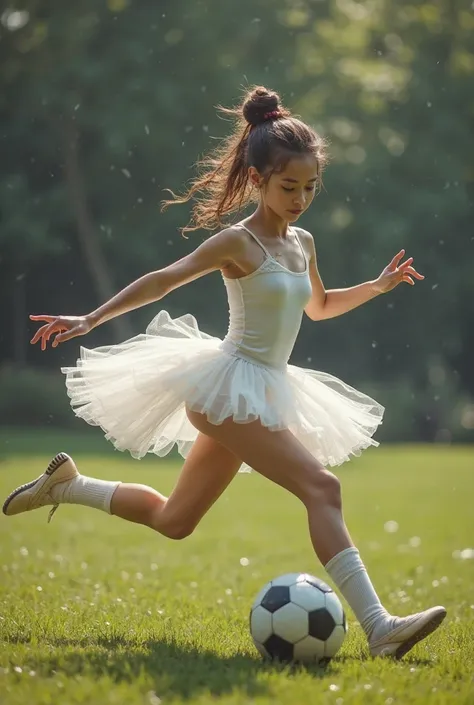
[325,546,389,639]
[50,475,120,514]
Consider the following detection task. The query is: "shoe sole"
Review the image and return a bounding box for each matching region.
[394,608,447,659]
[2,452,70,516]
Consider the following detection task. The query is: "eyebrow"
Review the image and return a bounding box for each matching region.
[281,177,318,183]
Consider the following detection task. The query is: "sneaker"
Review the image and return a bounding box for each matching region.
[2,452,78,522]
[369,605,447,659]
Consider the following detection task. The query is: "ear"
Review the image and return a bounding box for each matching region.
[248,166,263,187]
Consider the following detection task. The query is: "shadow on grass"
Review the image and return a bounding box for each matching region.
[7,634,352,699]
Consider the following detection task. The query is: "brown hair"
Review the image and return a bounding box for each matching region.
[161,86,328,234]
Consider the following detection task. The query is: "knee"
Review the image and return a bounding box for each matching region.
[303,469,342,510]
[160,520,196,541]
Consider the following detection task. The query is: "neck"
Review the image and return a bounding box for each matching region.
[246,204,291,239]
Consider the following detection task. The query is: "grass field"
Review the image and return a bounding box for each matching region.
[1,437,473,705]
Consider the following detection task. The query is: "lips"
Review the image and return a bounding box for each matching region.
[288,210,303,215]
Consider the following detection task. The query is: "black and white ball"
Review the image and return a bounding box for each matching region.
[250,573,347,663]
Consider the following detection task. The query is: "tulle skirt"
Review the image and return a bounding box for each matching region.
[61,310,384,472]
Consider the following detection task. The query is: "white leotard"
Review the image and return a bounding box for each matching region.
[220,223,312,369]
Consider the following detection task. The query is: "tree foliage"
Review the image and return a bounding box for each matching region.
[1,0,472,440]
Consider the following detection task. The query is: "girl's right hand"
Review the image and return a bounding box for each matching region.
[29,314,95,351]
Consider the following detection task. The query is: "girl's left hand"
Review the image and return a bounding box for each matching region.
[373,250,424,294]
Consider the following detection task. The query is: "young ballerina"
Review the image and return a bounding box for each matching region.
[3,86,446,659]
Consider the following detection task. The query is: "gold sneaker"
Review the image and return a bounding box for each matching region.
[369,606,447,659]
[2,452,79,522]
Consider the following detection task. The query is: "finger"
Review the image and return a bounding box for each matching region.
[30,315,56,322]
[399,257,413,269]
[388,249,405,271]
[30,323,56,345]
[403,275,415,286]
[52,326,80,348]
[404,266,424,280]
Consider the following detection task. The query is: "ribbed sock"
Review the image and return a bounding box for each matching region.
[50,475,120,514]
[324,546,389,638]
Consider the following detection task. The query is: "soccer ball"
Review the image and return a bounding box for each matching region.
[250,573,347,663]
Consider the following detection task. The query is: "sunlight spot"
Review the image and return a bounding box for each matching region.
[453,548,474,560]
[225,588,233,595]
[240,557,250,566]
[1,10,30,31]
[409,536,421,547]
[48,572,55,579]
[14,666,22,673]
[329,684,340,691]
[19,546,28,556]
[384,520,399,533]
[36,586,42,592]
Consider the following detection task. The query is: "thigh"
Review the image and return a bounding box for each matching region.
[186,408,329,504]
[163,431,242,526]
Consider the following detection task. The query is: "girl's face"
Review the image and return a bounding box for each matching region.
[250,154,320,223]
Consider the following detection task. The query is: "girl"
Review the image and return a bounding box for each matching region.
[3,86,446,659]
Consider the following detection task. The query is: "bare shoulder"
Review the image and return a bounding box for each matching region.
[215,224,247,247]
[294,226,317,260]
[200,225,247,259]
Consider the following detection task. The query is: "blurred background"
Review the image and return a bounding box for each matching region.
[0,0,473,449]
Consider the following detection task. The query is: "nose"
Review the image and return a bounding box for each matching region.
[293,194,304,209]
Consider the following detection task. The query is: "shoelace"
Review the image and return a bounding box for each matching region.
[47,505,59,523]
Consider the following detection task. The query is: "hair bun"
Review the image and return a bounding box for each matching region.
[242,87,281,127]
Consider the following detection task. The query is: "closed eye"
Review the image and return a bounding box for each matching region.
[282,186,315,193]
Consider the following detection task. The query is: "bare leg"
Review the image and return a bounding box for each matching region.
[110,432,242,538]
[2,433,241,541]
[187,409,351,564]
[186,409,447,656]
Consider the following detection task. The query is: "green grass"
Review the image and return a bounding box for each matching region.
[1,442,473,704]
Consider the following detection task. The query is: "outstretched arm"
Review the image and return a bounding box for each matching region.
[30,227,242,350]
[301,231,424,321]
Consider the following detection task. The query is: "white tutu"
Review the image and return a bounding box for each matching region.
[62,310,384,472]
